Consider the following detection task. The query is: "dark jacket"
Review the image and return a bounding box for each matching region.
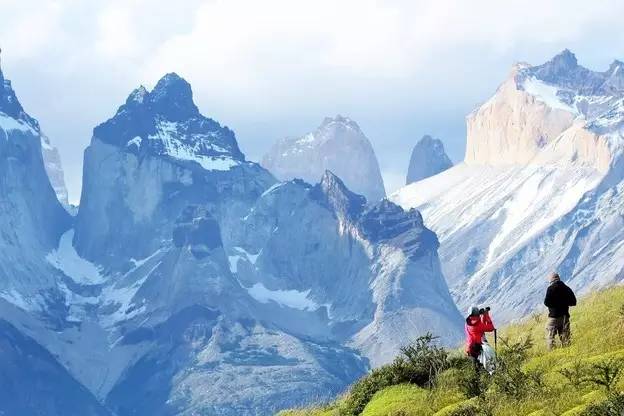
[544,280,577,318]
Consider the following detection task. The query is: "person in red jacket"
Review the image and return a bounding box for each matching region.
[465,306,495,366]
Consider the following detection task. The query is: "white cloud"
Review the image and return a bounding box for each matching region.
[0,0,623,202]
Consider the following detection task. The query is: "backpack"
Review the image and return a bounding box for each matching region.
[478,339,497,374]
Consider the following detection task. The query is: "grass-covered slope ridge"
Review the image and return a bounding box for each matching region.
[281,285,624,416]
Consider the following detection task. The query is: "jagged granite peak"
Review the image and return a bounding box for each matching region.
[310,170,367,220]
[148,72,199,120]
[358,199,438,259]
[550,48,578,68]
[517,49,624,98]
[75,71,275,267]
[261,115,386,203]
[406,135,453,184]
[609,59,624,73]
[0,66,39,131]
[93,72,244,169]
[0,62,71,322]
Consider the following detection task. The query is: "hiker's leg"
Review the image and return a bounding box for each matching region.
[561,316,571,347]
[472,356,480,372]
[546,318,557,350]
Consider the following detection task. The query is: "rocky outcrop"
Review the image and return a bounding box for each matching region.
[392,50,624,322]
[235,171,462,367]
[262,115,386,202]
[406,135,453,184]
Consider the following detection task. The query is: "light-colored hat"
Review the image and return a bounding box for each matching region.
[549,272,561,282]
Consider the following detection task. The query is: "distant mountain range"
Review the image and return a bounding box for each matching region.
[0,64,461,415]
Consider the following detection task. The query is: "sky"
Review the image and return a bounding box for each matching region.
[1,0,624,204]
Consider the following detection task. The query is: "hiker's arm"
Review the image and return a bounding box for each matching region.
[544,286,554,307]
[568,287,577,306]
[482,312,495,332]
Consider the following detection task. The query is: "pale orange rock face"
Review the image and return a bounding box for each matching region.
[464,64,619,173]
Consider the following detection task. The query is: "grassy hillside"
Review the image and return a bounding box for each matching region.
[280,285,624,416]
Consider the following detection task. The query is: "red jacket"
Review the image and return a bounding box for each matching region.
[465,312,495,354]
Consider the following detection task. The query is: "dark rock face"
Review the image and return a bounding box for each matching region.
[0,320,111,416]
[310,170,367,220]
[173,206,223,258]
[406,135,453,184]
[359,199,439,259]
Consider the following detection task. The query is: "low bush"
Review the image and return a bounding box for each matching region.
[584,358,624,393]
[489,336,535,399]
[580,393,624,416]
[340,334,449,415]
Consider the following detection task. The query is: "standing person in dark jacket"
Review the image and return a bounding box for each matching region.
[544,272,577,350]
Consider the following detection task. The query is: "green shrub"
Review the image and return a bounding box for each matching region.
[447,404,481,416]
[399,333,450,388]
[446,400,492,416]
[448,357,490,398]
[580,393,624,416]
[489,336,535,399]
[340,334,449,416]
[559,360,589,390]
[584,358,624,393]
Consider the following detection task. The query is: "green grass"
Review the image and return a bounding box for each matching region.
[280,284,624,416]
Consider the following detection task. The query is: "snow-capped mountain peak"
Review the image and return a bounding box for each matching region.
[93,73,244,171]
[465,50,624,170]
[126,85,148,104]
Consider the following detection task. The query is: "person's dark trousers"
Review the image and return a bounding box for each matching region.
[469,343,483,371]
[546,315,571,350]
